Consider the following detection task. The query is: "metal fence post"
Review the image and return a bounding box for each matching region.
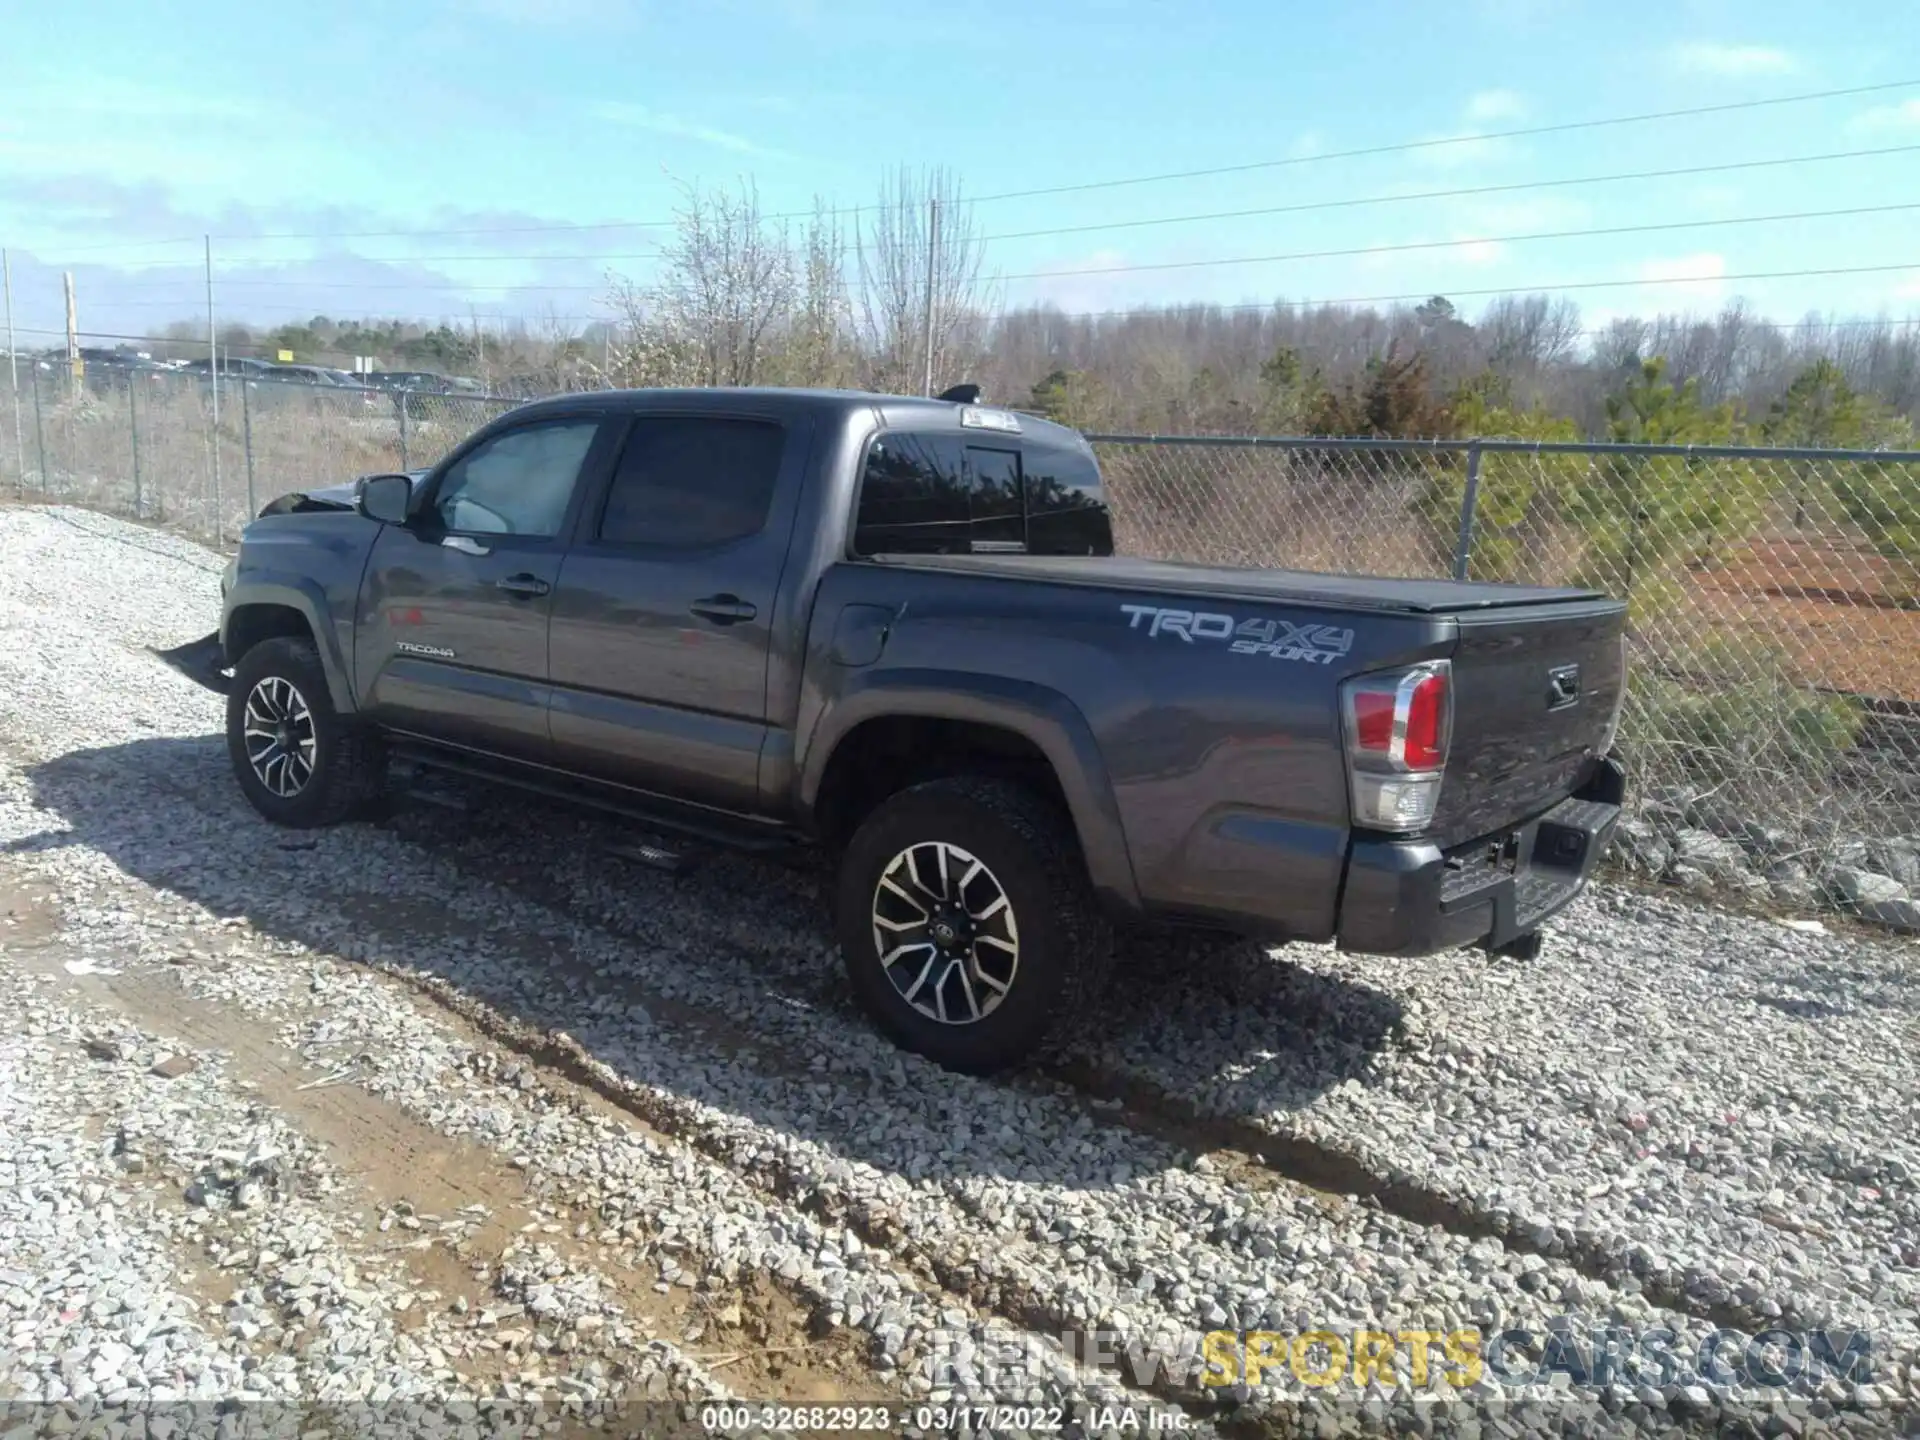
[30,366,47,493]
[398,391,411,469]
[241,375,256,516]
[209,374,224,545]
[128,372,143,518]
[1451,441,1483,582]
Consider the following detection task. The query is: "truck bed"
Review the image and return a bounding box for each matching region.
[866,553,1607,614]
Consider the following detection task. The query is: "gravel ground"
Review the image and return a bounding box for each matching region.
[1,503,1917,1436]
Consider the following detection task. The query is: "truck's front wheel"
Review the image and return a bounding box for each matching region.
[835,777,1113,1074]
[226,637,384,828]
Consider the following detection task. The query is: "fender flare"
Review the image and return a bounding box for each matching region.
[221,578,357,714]
[799,670,1141,912]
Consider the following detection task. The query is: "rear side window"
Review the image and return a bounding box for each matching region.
[965,446,1025,551]
[852,428,1113,557]
[599,416,785,548]
[852,433,972,555]
[1021,434,1112,556]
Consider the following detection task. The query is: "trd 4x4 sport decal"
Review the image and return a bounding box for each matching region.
[1120,604,1355,665]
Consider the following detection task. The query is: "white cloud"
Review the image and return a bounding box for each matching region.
[1289,130,1326,159]
[588,102,789,158]
[1893,275,1920,301]
[1639,252,1727,299]
[1466,89,1526,123]
[1667,42,1796,77]
[1849,98,1920,134]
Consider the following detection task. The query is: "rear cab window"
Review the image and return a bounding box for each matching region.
[852,424,1111,557]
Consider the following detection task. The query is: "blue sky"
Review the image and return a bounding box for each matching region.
[1,0,1916,345]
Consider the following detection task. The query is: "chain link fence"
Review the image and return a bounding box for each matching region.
[0,361,513,541]
[2,368,1916,914]
[1095,433,1920,913]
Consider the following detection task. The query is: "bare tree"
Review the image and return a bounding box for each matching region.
[608,180,795,389]
[777,202,855,388]
[1480,294,1583,374]
[855,167,989,396]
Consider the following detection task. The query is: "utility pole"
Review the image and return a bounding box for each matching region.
[205,235,222,541]
[63,271,79,402]
[3,248,23,489]
[920,194,939,397]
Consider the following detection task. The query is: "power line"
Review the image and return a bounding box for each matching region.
[997,201,1920,282]
[2,322,612,356]
[75,142,1920,272]
[29,77,1919,255]
[7,313,1918,359]
[69,199,1920,297]
[965,79,1920,204]
[979,144,1920,245]
[1010,262,1920,320]
[28,259,1915,331]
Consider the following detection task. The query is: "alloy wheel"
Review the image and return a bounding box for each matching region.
[241,676,317,798]
[870,841,1020,1025]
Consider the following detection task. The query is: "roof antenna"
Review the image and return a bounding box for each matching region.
[937,383,981,404]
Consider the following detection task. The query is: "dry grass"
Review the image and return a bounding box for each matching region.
[1,373,508,537]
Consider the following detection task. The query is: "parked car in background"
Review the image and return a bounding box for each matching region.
[360,371,486,396]
[180,356,280,381]
[74,347,172,396]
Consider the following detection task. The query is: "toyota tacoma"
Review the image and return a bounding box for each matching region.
[159,386,1627,1072]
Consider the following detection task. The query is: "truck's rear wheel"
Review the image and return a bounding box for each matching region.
[835,777,1113,1074]
[226,637,384,828]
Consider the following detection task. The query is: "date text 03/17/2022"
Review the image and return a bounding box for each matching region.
[697,1401,1193,1432]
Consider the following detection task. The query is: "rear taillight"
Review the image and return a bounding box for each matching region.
[1339,660,1452,833]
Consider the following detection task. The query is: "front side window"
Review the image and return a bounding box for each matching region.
[598,416,785,548]
[434,418,600,538]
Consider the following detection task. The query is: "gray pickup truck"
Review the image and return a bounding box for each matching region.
[160,385,1628,1072]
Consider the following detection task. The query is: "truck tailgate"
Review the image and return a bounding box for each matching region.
[1430,597,1626,848]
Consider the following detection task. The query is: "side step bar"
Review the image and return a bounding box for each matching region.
[150,632,231,695]
[388,741,802,857]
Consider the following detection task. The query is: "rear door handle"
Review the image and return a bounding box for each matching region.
[496,573,551,599]
[689,594,757,625]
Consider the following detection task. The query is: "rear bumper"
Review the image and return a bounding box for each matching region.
[1334,756,1625,957]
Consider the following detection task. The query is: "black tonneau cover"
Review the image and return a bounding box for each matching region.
[870,553,1606,614]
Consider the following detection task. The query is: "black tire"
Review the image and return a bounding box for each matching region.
[835,776,1113,1074]
[225,636,385,828]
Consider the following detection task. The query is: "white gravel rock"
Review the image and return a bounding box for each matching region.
[2,504,1914,1435]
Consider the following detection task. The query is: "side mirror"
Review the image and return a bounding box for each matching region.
[356,472,414,525]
